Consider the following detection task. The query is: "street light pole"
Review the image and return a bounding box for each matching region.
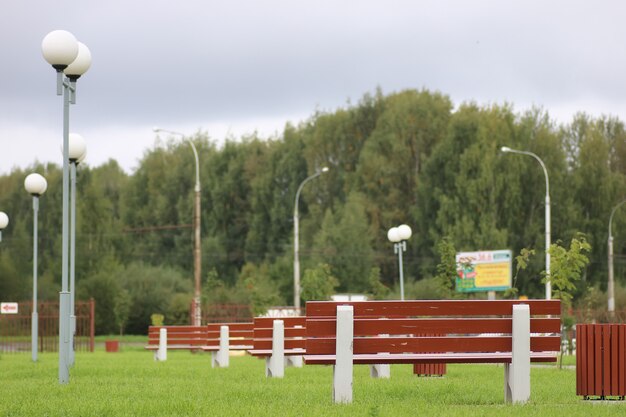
[25,173,48,363]
[293,167,329,311]
[68,133,86,367]
[501,146,551,300]
[153,128,202,326]
[42,29,91,384]
[387,225,412,300]
[608,199,626,316]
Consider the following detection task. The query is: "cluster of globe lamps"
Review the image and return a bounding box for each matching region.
[41,29,91,384]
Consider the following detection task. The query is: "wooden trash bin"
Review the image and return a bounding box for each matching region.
[105,340,119,353]
[576,324,626,400]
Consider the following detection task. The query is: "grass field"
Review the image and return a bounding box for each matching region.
[0,349,622,417]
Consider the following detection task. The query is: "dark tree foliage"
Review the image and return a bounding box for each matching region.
[2,89,626,333]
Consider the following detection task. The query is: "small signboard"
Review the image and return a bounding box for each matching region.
[455,250,512,293]
[0,302,18,314]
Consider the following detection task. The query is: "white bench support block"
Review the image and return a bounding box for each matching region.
[333,305,354,404]
[505,304,530,404]
[370,364,391,378]
[287,325,304,368]
[370,333,390,378]
[266,320,285,378]
[212,325,230,368]
[286,355,303,368]
[155,328,167,361]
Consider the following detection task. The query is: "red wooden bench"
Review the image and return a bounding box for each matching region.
[201,322,254,367]
[248,316,306,377]
[304,300,561,404]
[145,325,208,360]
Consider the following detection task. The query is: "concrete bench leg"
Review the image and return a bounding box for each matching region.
[370,364,391,378]
[266,320,284,378]
[286,356,303,368]
[286,324,303,368]
[155,328,167,361]
[369,333,390,378]
[212,325,229,368]
[504,304,530,404]
[333,305,353,404]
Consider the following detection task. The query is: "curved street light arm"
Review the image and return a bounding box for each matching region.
[153,128,200,191]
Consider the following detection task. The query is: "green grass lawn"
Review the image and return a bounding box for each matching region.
[0,351,622,417]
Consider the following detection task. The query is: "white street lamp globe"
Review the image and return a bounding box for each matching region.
[68,133,87,161]
[387,227,401,243]
[321,166,329,173]
[42,30,79,70]
[397,224,412,241]
[24,173,48,196]
[0,212,8,229]
[501,146,511,153]
[64,42,92,80]
[78,149,87,164]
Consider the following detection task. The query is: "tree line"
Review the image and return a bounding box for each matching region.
[1,88,626,334]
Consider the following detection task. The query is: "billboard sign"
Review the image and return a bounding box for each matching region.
[455,250,512,293]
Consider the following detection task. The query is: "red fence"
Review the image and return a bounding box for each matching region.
[0,300,95,353]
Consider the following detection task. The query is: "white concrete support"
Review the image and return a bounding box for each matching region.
[370,363,391,378]
[155,328,167,361]
[286,355,303,367]
[286,324,304,368]
[266,320,285,378]
[212,325,229,368]
[504,304,530,404]
[333,305,354,404]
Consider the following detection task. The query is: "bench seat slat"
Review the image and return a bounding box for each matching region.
[306,300,561,317]
[306,335,561,355]
[303,352,558,365]
[306,317,560,337]
[248,348,306,357]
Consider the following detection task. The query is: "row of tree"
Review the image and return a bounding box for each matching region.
[1,88,626,334]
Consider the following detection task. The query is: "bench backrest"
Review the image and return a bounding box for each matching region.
[305,300,561,356]
[147,325,208,347]
[205,322,254,348]
[252,316,306,351]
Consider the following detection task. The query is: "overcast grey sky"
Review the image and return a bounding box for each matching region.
[1,0,625,174]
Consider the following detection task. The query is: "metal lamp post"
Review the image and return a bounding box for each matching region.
[608,199,626,316]
[68,133,86,367]
[24,173,48,362]
[501,146,551,300]
[0,212,8,242]
[42,29,91,384]
[152,127,202,326]
[293,167,329,311]
[387,224,412,300]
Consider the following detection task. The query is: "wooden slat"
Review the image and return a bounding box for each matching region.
[254,327,306,338]
[253,339,306,350]
[207,323,253,331]
[253,317,306,327]
[576,324,585,395]
[592,325,600,396]
[611,324,619,396]
[306,300,561,317]
[618,325,626,395]
[306,317,560,337]
[304,352,557,365]
[306,335,560,355]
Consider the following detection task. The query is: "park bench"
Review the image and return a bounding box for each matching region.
[248,316,306,377]
[304,300,561,404]
[201,322,254,368]
[145,325,208,360]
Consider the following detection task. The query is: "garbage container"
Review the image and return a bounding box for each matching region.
[105,340,119,353]
[576,324,626,400]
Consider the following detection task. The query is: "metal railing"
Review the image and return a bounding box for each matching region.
[0,299,95,353]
